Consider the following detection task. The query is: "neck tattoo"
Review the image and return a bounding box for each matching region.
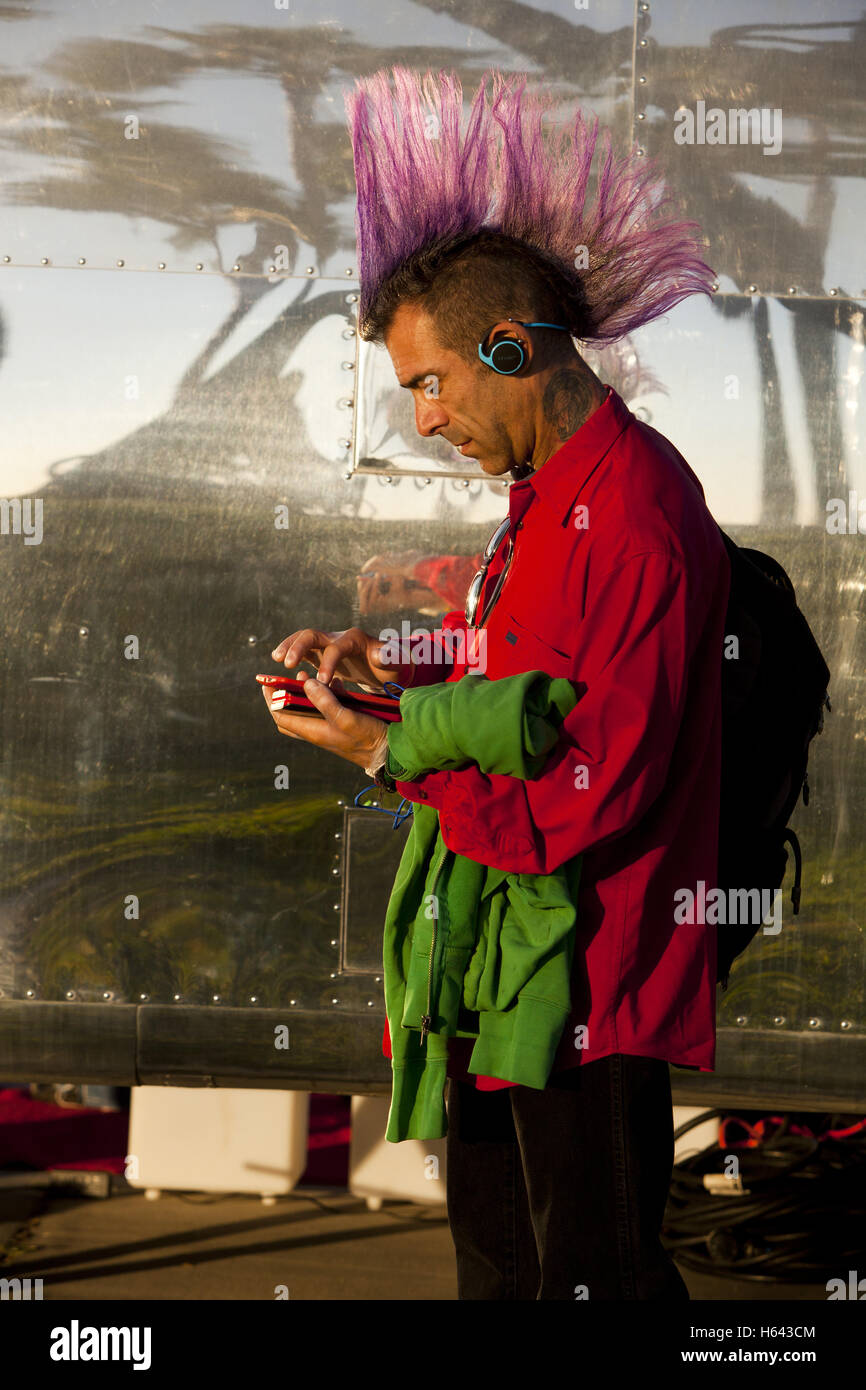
[541,368,600,444]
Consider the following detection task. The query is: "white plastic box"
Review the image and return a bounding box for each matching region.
[348,1095,448,1208]
[126,1085,310,1197]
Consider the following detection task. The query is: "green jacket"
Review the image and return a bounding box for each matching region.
[380,670,583,1142]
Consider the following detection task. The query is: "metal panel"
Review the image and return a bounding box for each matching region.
[638,3,866,298]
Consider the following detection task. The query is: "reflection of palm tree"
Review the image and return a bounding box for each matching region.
[0,24,497,503]
[0,25,492,388]
[3,11,862,511]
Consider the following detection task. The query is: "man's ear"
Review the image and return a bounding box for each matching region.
[481,320,530,375]
[486,320,528,353]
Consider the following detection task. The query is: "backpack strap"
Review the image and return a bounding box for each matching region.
[782,828,802,914]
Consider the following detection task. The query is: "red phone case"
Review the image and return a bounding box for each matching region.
[256,675,403,722]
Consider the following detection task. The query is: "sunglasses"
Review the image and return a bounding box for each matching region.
[465,516,514,628]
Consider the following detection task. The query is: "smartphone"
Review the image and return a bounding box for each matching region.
[255,674,403,723]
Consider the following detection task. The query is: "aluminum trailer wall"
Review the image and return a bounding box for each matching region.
[0,0,863,1110]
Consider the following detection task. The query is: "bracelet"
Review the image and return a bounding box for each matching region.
[371,762,397,792]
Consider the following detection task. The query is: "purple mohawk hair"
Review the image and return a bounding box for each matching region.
[344,66,715,343]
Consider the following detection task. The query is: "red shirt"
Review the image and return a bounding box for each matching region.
[382,384,731,1087]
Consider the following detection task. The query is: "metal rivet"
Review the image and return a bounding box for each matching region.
[289,999,296,1006]
[342,326,356,338]
[345,268,354,277]
[139,993,149,1002]
[330,939,338,947]
[249,996,258,1005]
[78,257,86,265]
[374,977,381,984]
[2,256,10,263]
[788,285,797,294]
[103,991,112,1000]
[247,635,257,645]
[639,37,648,46]
[25,989,35,998]
[195,263,203,271]
[341,361,355,370]
[636,147,646,157]
[638,76,647,84]
[808,1017,820,1028]
[342,471,353,480]
[338,438,352,449]
[158,262,166,269]
[735,1015,747,1026]
[367,1000,374,1007]
[41,257,49,265]
[840,1019,852,1029]
[331,998,339,1004]
[636,112,646,121]
[232,263,240,272]
[268,264,276,273]
[747,284,757,294]
[711,281,720,292]
[79,625,89,637]
[173,994,182,1002]
[65,990,75,1000]
[773,1015,786,1025]
[306,266,316,276]
[116,259,124,268]
[345,293,359,303]
[212,994,220,1003]
[829,287,838,296]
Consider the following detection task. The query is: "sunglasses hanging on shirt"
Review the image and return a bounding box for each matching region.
[465,515,515,628]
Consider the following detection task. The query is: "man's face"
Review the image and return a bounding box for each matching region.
[384,302,525,477]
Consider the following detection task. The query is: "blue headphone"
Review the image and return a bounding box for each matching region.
[478,318,572,375]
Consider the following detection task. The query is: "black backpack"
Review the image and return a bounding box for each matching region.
[715,529,831,990]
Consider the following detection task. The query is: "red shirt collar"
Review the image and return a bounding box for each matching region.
[509,384,633,527]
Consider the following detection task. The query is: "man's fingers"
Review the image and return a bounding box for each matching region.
[301,676,343,716]
[272,628,338,668]
[315,642,344,685]
[263,678,386,762]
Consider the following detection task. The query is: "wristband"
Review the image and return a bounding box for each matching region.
[364,732,396,790]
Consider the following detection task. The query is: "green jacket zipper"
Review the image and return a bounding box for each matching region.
[419,836,449,1046]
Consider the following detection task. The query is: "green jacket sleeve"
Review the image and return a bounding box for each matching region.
[385,670,578,783]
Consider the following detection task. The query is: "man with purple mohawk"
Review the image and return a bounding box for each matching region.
[265,68,730,1301]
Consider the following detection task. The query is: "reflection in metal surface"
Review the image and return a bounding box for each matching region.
[0,1,863,1105]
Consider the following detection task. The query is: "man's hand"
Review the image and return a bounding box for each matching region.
[270,626,401,692]
[259,676,389,771]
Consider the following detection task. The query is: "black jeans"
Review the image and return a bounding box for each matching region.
[444,1052,690,1301]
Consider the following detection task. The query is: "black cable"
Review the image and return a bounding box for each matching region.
[663,1109,866,1284]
